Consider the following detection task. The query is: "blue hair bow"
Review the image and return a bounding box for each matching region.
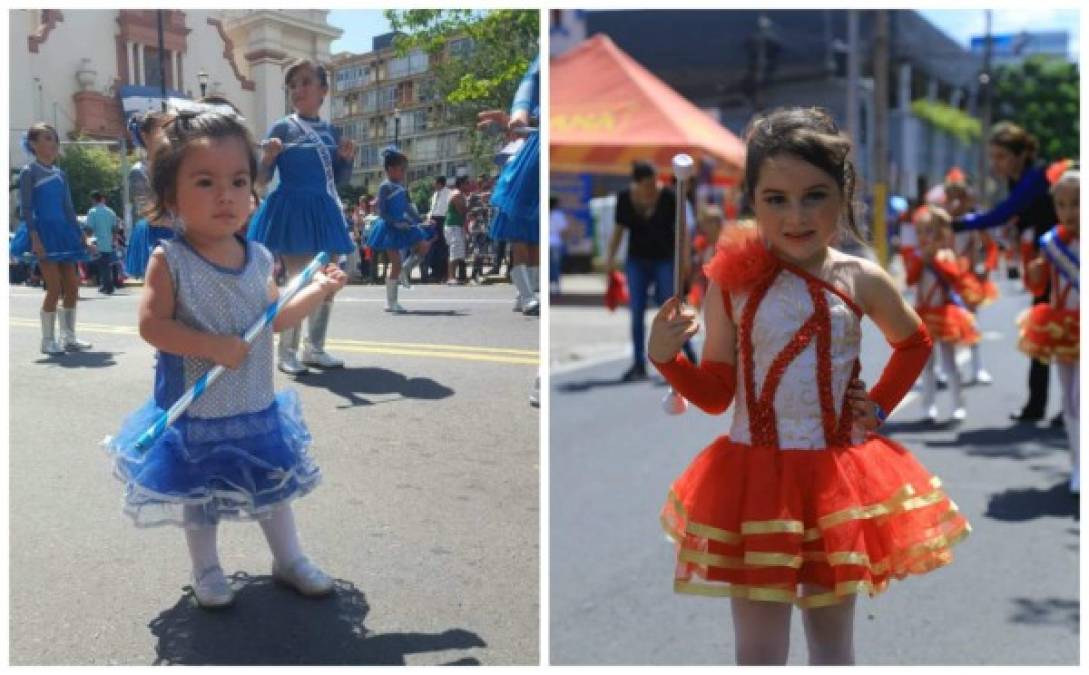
[381,144,404,161]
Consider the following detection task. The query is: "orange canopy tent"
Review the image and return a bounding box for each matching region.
[551,34,746,183]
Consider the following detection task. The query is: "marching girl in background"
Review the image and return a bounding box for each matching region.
[105,110,347,608]
[124,111,174,279]
[1019,167,1080,494]
[944,168,998,385]
[248,58,355,374]
[478,56,541,316]
[365,147,432,313]
[649,107,968,665]
[907,206,980,422]
[11,123,94,354]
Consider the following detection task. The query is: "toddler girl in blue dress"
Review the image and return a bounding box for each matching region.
[105,110,348,608]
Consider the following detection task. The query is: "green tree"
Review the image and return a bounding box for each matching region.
[55,140,124,215]
[410,177,434,215]
[384,9,538,172]
[991,55,1080,161]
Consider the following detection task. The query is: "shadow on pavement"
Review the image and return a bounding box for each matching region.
[391,309,468,317]
[290,366,454,408]
[33,351,118,369]
[917,424,1067,460]
[1008,597,1080,635]
[149,573,486,665]
[984,481,1079,521]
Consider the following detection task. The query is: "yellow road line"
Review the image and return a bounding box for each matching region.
[9,318,538,365]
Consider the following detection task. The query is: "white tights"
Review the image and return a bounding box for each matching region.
[183,504,306,576]
[1057,361,1080,488]
[731,585,856,665]
[921,342,963,412]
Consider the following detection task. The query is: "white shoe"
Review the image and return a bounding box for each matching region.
[272,557,334,597]
[522,298,540,316]
[951,406,967,421]
[385,302,407,314]
[973,370,993,385]
[925,405,939,422]
[278,354,308,375]
[300,346,345,368]
[192,565,234,608]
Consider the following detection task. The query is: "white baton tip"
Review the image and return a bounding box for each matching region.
[672,154,694,180]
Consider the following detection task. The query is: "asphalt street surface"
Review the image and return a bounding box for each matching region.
[550,277,1079,665]
[9,279,539,665]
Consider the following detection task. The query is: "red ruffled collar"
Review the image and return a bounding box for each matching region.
[704,226,780,292]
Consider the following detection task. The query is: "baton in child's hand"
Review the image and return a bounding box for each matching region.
[132,251,330,453]
[663,153,694,416]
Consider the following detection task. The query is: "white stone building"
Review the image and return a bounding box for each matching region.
[8,9,342,168]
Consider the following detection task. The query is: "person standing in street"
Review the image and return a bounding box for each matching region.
[606,160,697,382]
[445,176,470,285]
[84,190,119,295]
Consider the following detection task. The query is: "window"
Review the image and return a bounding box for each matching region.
[143,46,165,88]
[448,38,473,59]
[409,49,429,75]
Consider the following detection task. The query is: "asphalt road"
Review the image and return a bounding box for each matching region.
[9,280,540,665]
[549,277,1079,665]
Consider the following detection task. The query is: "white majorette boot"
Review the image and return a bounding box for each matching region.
[300,301,345,368]
[57,307,92,351]
[277,325,308,375]
[39,310,64,355]
[385,278,406,313]
[399,254,419,289]
[921,353,938,422]
[513,265,539,316]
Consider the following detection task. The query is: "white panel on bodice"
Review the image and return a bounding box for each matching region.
[1056,238,1079,311]
[729,270,862,449]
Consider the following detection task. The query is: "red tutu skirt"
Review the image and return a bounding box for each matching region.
[918,305,981,345]
[1018,304,1079,364]
[661,435,970,608]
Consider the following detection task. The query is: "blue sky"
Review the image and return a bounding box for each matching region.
[328,10,392,55]
[920,9,1080,61]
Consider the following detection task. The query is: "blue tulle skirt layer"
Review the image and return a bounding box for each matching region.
[124,220,175,278]
[248,188,354,255]
[103,389,321,528]
[9,220,91,262]
[489,132,540,244]
[366,218,430,251]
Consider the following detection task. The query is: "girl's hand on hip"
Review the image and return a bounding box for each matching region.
[649,296,700,364]
[847,378,881,431]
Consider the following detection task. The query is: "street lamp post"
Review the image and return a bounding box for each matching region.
[198,69,209,98]
[394,107,401,146]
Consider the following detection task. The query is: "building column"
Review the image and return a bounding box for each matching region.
[134,44,144,86]
[927,77,939,102]
[126,40,136,84]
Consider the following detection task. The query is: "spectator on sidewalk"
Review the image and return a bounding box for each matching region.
[83,190,119,294]
[445,176,470,284]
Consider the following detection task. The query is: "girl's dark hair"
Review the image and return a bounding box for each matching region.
[382,147,408,171]
[27,122,59,152]
[147,110,258,223]
[743,107,863,244]
[284,58,328,89]
[989,121,1038,161]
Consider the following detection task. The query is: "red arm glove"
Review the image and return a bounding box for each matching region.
[868,323,933,421]
[903,249,924,286]
[651,354,736,415]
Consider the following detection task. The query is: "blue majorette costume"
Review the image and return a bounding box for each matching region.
[104,237,320,527]
[247,113,355,372]
[1019,223,1079,492]
[365,146,430,312]
[124,159,175,278]
[10,151,94,354]
[489,56,541,312]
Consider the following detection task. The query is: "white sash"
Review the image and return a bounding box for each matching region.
[289,114,342,209]
[1040,227,1079,292]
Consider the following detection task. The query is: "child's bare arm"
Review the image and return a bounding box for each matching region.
[138,250,249,369]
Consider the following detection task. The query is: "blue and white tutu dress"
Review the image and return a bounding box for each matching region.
[123,162,174,278]
[366,179,429,251]
[489,57,540,246]
[15,162,91,262]
[104,236,321,527]
[248,114,355,255]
